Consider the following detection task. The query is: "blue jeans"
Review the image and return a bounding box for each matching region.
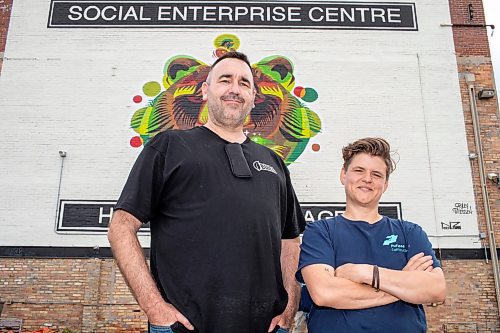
[149,324,174,333]
[276,327,289,333]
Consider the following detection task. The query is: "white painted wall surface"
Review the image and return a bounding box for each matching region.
[0,0,478,248]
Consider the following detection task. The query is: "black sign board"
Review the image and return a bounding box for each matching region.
[56,200,402,233]
[301,202,402,222]
[56,200,150,233]
[48,1,418,30]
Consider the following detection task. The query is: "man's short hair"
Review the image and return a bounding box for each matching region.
[210,51,253,74]
[342,137,396,179]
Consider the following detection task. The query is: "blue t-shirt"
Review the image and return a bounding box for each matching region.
[296,215,440,333]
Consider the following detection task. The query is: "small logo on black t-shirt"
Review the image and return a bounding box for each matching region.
[253,161,277,174]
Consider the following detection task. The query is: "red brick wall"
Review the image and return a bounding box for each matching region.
[0,0,13,75]
[0,258,147,332]
[440,0,500,331]
[1,258,499,332]
[449,0,491,57]
[426,260,499,332]
[449,0,500,246]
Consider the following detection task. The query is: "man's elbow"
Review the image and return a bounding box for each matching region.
[107,213,130,245]
[107,218,120,246]
[282,237,300,252]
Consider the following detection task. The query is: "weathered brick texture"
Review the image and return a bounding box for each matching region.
[1,258,500,332]
[450,0,499,247]
[0,258,147,332]
[445,0,499,331]
[426,260,500,332]
[0,0,12,75]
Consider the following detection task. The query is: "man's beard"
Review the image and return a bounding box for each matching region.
[208,94,251,128]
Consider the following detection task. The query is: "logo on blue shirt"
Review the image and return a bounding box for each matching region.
[383,234,407,252]
[383,234,398,245]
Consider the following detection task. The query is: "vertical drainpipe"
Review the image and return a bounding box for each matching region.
[466,78,500,314]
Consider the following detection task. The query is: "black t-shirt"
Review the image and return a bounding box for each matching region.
[116,126,305,333]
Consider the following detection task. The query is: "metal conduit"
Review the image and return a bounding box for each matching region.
[467,82,500,315]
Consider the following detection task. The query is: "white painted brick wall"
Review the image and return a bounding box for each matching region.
[0,0,477,248]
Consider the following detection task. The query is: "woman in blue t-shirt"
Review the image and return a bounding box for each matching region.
[296,137,446,333]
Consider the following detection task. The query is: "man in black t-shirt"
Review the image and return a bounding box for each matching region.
[108,51,305,333]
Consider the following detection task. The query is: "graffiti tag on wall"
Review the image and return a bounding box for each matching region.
[441,221,462,230]
[452,202,473,215]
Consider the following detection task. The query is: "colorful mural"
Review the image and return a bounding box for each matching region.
[130,34,321,165]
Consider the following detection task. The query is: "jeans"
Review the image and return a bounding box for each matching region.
[149,324,174,333]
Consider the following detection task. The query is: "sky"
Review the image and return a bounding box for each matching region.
[483,0,499,92]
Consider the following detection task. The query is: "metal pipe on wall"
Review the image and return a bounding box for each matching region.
[53,151,66,231]
[467,82,500,314]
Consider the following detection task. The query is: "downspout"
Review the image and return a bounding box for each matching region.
[466,79,500,313]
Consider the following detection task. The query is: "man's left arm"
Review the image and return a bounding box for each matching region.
[282,238,301,327]
[269,159,304,332]
[269,237,301,332]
